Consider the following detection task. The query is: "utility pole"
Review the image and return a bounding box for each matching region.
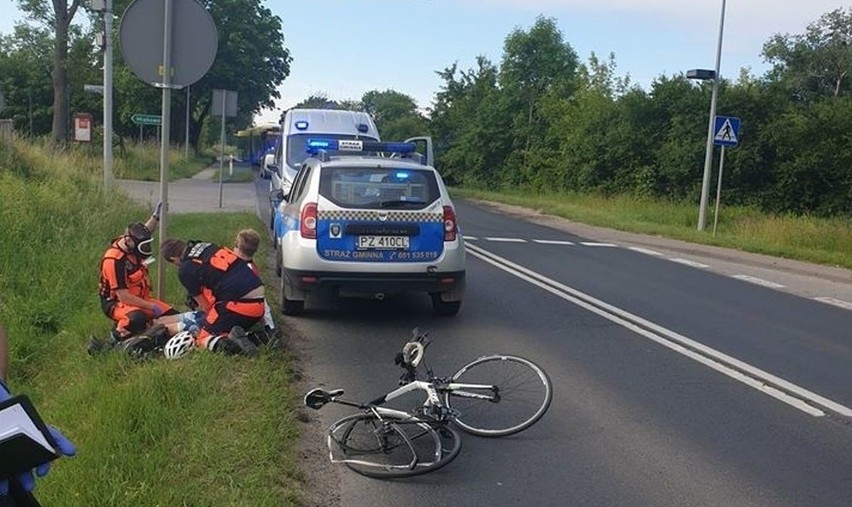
[698,0,727,231]
[103,0,114,191]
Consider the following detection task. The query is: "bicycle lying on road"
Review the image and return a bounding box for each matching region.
[304,328,553,478]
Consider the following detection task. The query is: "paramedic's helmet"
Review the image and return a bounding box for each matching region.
[127,222,153,257]
[164,331,195,359]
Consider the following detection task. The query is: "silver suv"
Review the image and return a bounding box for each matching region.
[273,138,465,316]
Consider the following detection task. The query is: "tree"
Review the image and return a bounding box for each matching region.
[0,24,55,136]
[762,7,852,101]
[292,93,339,110]
[499,16,579,176]
[17,0,84,143]
[360,89,427,140]
[430,57,511,187]
[180,0,291,149]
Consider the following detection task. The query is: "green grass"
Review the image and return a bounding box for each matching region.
[0,138,301,506]
[113,141,212,181]
[452,187,852,269]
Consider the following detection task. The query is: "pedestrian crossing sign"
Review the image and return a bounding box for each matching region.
[713,116,740,147]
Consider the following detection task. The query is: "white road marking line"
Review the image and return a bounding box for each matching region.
[733,275,785,289]
[580,242,617,247]
[485,237,527,243]
[533,239,575,245]
[466,242,852,418]
[463,236,479,241]
[670,258,710,269]
[629,246,664,256]
[814,297,852,311]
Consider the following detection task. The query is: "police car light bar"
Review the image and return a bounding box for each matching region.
[305,138,416,155]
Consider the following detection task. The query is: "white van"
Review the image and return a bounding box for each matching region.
[268,109,380,192]
[265,109,381,228]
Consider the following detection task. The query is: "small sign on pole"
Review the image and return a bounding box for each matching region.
[131,113,162,126]
[213,89,238,207]
[713,116,740,147]
[73,113,93,142]
[711,115,741,236]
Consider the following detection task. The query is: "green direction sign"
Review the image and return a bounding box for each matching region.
[131,113,162,126]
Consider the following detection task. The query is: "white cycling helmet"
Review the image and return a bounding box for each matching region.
[164,330,195,360]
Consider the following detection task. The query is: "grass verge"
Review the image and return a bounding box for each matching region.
[451,188,852,270]
[0,138,301,506]
[113,141,212,181]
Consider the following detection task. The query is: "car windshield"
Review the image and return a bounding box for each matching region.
[319,167,440,210]
[286,133,378,169]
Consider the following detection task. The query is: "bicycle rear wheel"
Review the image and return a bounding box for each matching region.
[446,355,552,437]
[328,412,461,478]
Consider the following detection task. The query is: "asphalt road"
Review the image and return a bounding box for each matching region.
[123,170,852,506]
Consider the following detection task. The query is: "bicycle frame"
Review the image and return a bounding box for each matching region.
[366,379,499,415]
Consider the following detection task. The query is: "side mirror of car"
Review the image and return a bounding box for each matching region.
[270,188,286,203]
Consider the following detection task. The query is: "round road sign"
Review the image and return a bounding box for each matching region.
[119,0,218,88]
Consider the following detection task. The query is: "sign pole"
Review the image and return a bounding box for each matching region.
[103,0,114,191]
[698,0,727,231]
[185,85,190,159]
[218,90,226,208]
[712,146,726,237]
[156,0,174,299]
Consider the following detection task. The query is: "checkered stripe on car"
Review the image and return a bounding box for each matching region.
[318,210,443,222]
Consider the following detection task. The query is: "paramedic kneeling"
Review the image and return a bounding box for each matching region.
[159,239,264,356]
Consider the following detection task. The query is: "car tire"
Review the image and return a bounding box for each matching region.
[280,276,305,316]
[431,293,461,317]
[282,297,304,316]
[275,242,282,277]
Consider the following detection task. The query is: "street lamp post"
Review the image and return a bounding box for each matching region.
[697,0,727,231]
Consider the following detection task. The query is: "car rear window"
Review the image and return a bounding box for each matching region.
[319,166,440,210]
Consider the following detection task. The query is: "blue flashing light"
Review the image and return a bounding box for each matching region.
[375,142,416,154]
[305,138,417,156]
[306,139,336,152]
[394,171,411,180]
[294,120,309,130]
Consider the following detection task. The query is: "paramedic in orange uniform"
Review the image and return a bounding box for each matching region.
[159,237,264,355]
[97,206,178,343]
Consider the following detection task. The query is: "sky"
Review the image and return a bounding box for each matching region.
[0,0,846,125]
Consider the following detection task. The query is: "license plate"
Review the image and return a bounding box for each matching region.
[357,235,409,250]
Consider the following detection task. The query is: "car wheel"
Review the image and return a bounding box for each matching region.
[431,293,461,317]
[275,242,282,277]
[282,297,304,316]
[280,276,305,316]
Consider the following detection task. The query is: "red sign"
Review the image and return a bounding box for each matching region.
[73,113,93,142]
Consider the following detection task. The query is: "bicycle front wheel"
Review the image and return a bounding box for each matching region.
[328,412,461,479]
[446,355,552,437]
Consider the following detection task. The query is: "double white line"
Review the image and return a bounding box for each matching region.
[466,242,852,418]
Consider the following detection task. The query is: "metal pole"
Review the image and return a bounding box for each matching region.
[218,91,226,208]
[157,0,174,299]
[28,90,33,137]
[712,146,725,237]
[103,0,114,191]
[184,85,190,159]
[698,0,727,231]
[139,124,142,144]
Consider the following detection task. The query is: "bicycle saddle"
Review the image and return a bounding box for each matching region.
[304,388,344,410]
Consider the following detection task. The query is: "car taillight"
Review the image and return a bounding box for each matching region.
[300,202,317,239]
[443,205,457,242]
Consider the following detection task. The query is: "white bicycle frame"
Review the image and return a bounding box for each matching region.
[369,379,498,414]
